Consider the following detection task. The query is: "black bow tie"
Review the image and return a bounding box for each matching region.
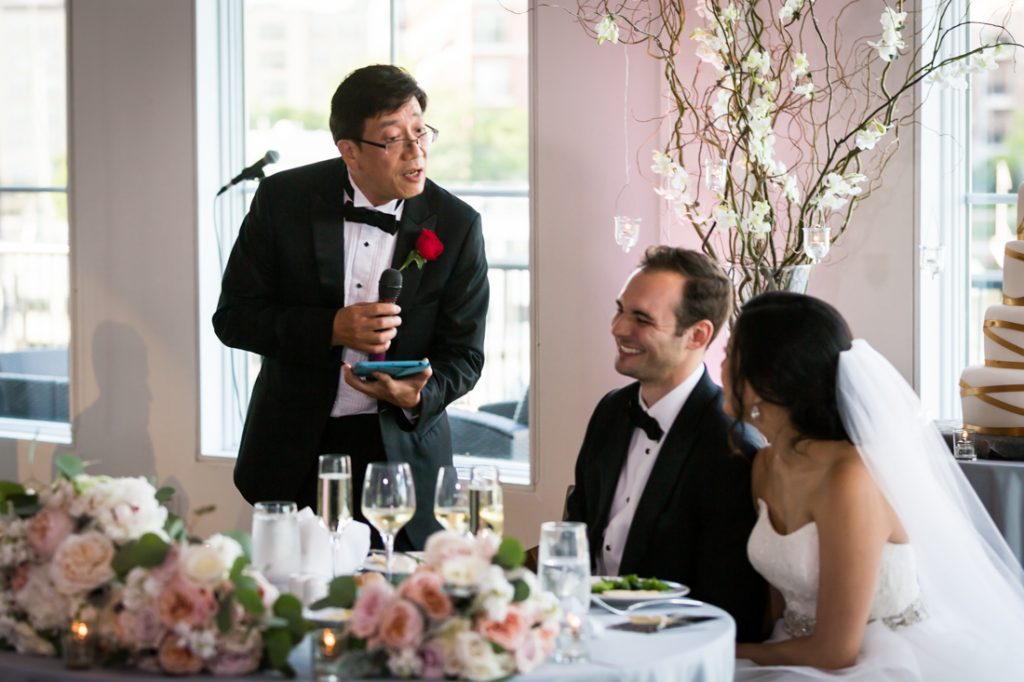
[628,398,664,442]
[342,202,398,234]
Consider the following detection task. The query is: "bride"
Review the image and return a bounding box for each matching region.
[725,292,1024,680]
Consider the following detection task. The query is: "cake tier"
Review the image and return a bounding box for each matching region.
[983,305,1024,367]
[1003,241,1024,303]
[961,365,1024,433]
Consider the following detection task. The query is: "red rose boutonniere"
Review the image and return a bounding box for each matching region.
[399,228,444,271]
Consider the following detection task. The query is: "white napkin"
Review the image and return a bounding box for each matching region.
[295,506,371,577]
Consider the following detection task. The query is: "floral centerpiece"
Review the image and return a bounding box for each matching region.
[0,455,307,676]
[578,0,1020,305]
[312,530,560,680]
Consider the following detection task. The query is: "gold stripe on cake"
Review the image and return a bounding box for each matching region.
[983,320,1024,363]
[1002,295,1024,306]
[1005,247,1024,262]
[960,379,1024,417]
[962,423,1024,436]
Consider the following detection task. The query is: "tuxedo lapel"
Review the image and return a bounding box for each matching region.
[618,371,720,574]
[593,384,642,536]
[391,192,435,308]
[311,162,347,306]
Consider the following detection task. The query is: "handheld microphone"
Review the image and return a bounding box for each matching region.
[370,268,403,361]
[216,150,280,196]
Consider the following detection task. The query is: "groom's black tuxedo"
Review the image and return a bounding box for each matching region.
[566,371,768,642]
[213,158,488,549]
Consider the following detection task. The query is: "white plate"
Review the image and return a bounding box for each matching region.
[591,576,689,606]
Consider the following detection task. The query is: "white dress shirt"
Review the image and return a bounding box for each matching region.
[330,182,402,417]
[598,364,705,576]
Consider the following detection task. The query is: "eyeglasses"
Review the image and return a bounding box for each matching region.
[354,125,438,155]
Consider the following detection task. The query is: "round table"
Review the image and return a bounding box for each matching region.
[0,604,735,682]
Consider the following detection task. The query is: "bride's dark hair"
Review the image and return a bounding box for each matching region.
[729,291,853,442]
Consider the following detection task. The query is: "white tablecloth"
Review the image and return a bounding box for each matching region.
[0,604,735,682]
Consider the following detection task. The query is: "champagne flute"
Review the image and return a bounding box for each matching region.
[434,466,471,535]
[361,462,416,582]
[317,454,353,577]
[469,465,504,537]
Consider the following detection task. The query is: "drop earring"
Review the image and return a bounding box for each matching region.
[750,404,761,421]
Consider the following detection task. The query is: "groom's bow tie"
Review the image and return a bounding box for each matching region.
[628,399,664,442]
[342,202,399,234]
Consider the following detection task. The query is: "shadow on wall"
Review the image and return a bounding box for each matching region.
[72,320,156,480]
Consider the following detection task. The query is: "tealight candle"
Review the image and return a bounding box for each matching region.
[553,612,588,664]
[312,627,343,682]
[63,620,94,669]
[954,428,977,462]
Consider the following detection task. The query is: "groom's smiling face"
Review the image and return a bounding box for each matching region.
[612,269,700,399]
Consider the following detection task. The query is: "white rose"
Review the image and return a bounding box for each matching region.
[387,648,424,678]
[454,631,508,682]
[439,555,490,588]
[205,533,243,570]
[476,565,514,621]
[50,531,116,594]
[83,477,168,543]
[180,543,229,588]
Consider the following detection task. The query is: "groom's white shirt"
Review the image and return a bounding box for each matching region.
[598,363,704,576]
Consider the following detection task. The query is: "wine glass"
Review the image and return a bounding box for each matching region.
[469,465,504,538]
[434,466,471,535]
[361,462,416,582]
[317,454,353,577]
[538,521,590,663]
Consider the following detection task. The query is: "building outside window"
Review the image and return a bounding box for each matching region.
[0,0,70,441]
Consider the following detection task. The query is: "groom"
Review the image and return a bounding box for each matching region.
[566,246,767,642]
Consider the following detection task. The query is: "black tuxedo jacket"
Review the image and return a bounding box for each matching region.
[566,371,768,642]
[213,158,488,548]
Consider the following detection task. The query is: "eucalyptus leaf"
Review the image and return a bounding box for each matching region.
[494,537,526,570]
[228,555,249,581]
[216,595,235,633]
[154,486,175,503]
[263,628,293,672]
[55,453,85,480]
[235,586,265,615]
[111,533,171,578]
[511,578,530,603]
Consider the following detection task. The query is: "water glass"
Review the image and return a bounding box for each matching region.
[318,454,353,576]
[362,462,416,582]
[434,466,471,535]
[469,465,504,538]
[251,501,301,591]
[538,521,590,663]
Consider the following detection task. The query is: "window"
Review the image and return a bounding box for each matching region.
[197,0,531,482]
[0,0,70,441]
[919,0,1024,420]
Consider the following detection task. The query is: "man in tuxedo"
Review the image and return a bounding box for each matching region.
[566,246,767,641]
[213,65,489,550]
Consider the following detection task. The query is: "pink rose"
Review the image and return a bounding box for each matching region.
[50,531,116,594]
[476,604,528,651]
[419,641,446,680]
[116,607,164,650]
[9,563,30,593]
[349,581,394,639]
[423,531,477,568]
[398,570,452,620]
[514,629,549,673]
[378,598,425,651]
[158,576,217,629]
[157,633,204,675]
[26,507,74,559]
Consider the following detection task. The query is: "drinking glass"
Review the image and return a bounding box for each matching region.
[469,465,504,538]
[361,462,416,582]
[434,466,471,535]
[538,521,591,663]
[251,501,301,591]
[317,454,353,577]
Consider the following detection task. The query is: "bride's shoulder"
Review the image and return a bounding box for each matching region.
[816,444,882,505]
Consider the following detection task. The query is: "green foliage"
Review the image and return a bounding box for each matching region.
[310,575,357,610]
[260,594,311,678]
[155,486,175,503]
[163,514,187,543]
[262,628,295,677]
[0,481,37,516]
[511,578,530,603]
[55,453,84,480]
[494,537,526,570]
[216,595,235,633]
[232,573,265,616]
[111,533,171,578]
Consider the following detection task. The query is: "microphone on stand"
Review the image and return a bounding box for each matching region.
[216,150,280,196]
[369,268,403,361]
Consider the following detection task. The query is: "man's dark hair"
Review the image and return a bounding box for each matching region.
[329,65,428,142]
[639,245,733,342]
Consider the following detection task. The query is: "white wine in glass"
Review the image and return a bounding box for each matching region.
[317,454,352,577]
[434,465,471,535]
[361,461,416,582]
[469,465,504,537]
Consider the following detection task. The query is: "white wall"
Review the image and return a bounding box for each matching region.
[5,1,919,546]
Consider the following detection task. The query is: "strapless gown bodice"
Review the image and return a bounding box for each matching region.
[748,499,923,636]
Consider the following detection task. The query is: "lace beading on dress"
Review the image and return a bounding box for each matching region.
[748,499,926,638]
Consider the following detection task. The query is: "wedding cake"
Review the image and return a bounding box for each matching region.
[960,183,1024,433]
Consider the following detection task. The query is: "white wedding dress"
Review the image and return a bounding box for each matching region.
[734,341,1024,681]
